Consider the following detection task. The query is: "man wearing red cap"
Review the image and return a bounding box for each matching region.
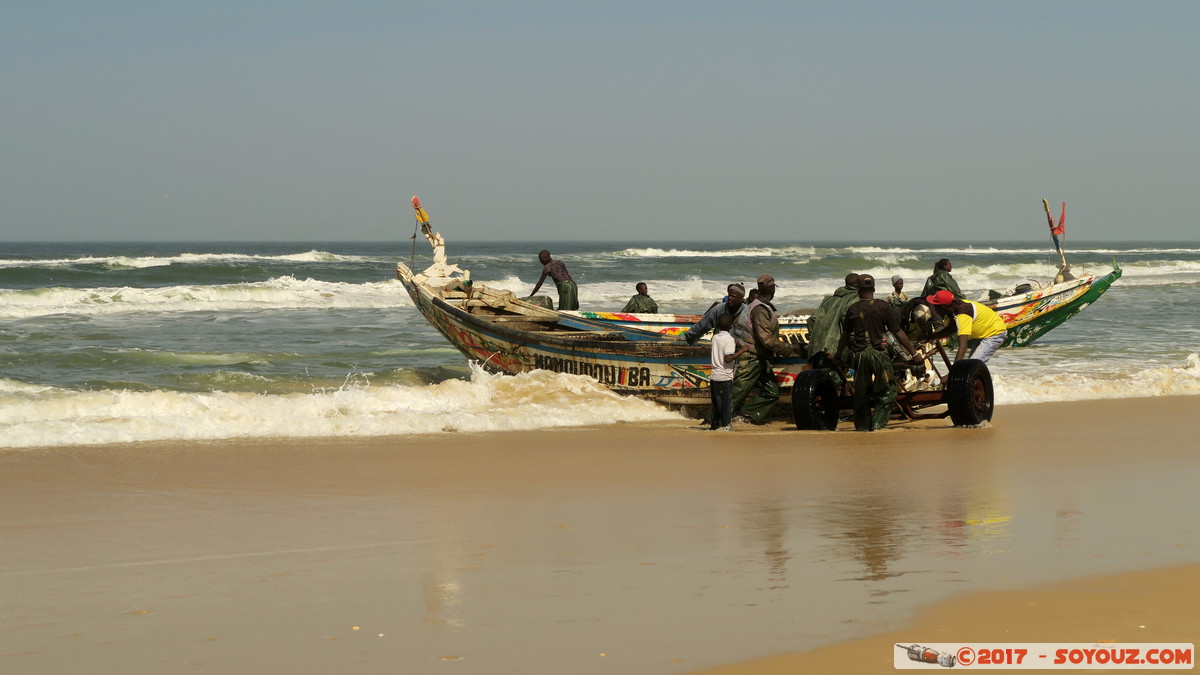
[926,290,1008,362]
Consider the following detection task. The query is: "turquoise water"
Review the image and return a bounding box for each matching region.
[3,240,1198,448]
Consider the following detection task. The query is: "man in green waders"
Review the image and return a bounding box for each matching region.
[621,282,658,313]
[530,250,579,311]
[832,274,917,431]
[806,273,860,368]
[920,258,963,300]
[733,274,806,424]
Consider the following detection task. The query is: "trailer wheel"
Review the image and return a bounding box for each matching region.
[792,369,840,430]
[946,359,994,426]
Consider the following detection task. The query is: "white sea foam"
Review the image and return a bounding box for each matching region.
[825,245,1200,256]
[0,378,56,395]
[0,277,413,318]
[6,354,1197,449]
[617,246,818,258]
[0,260,1161,320]
[614,245,1200,259]
[493,275,810,311]
[0,250,377,269]
[580,277,724,306]
[843,246,1050,255]
[0,366,682,449]
[995,354,1200,404]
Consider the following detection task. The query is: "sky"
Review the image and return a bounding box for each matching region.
[3,1,1198,242]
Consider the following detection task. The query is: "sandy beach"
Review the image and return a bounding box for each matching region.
[691,561,1200,674]
[3,396,1198,674]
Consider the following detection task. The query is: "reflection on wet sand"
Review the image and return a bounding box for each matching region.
[824,492,912,584]
[740,498,792,589]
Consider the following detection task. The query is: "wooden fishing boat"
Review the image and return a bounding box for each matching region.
[397,196,1119,412]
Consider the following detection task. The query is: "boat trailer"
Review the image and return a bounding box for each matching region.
[791,341,995,430]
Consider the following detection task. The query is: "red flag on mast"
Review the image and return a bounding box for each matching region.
[1051,202,1065,236]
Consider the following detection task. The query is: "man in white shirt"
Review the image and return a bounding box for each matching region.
[709,313,748,431]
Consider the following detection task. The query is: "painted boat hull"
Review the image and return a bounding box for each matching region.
[989,266,1122,347]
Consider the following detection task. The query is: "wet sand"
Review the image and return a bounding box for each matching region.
[2,396,1198,674]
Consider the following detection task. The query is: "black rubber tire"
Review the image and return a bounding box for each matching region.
[792,368,841,431]
[946,359,994,426]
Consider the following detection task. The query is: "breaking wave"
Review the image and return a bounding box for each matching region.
[995,353,1200,404]
[0,277,412,318]
[0,250,378,269]
[0,366,682,449]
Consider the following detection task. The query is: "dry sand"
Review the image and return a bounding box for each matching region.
[690,562,1200,674]
[2,396,1198,674]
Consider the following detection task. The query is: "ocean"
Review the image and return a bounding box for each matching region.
[3,240,1198,449]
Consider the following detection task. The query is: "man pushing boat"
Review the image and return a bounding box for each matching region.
[925,290,1008,363]
[529,250,579,311]
[736,275,808,424]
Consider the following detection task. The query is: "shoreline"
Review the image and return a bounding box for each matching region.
[5,391,1200,453]
[4,396,1199,674]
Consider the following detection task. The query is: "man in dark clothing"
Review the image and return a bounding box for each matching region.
[920,258,963,300]
[806,273,861,366]
[834,274,917,432]
[683,284,750,347]
[621,282,658,313]
[530,250,579,311]
[735,274,806,424]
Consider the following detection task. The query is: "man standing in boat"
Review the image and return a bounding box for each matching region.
[833,274,918,431]
[920,258,963,300]
[926,290,1008,362]
[737,274,807,425]
[622,282,658,314]
[530,250,579,311]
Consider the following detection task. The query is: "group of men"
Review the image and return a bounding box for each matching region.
[698,258,1008,432]
[530,251,1008,432]
[807,259,1008,431]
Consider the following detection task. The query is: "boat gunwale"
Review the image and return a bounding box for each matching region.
[399,267,715,357]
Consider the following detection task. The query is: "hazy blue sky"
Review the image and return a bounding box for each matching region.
[3,1,1197,241]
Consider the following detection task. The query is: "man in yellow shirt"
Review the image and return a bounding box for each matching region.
[926,290,1008,362]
